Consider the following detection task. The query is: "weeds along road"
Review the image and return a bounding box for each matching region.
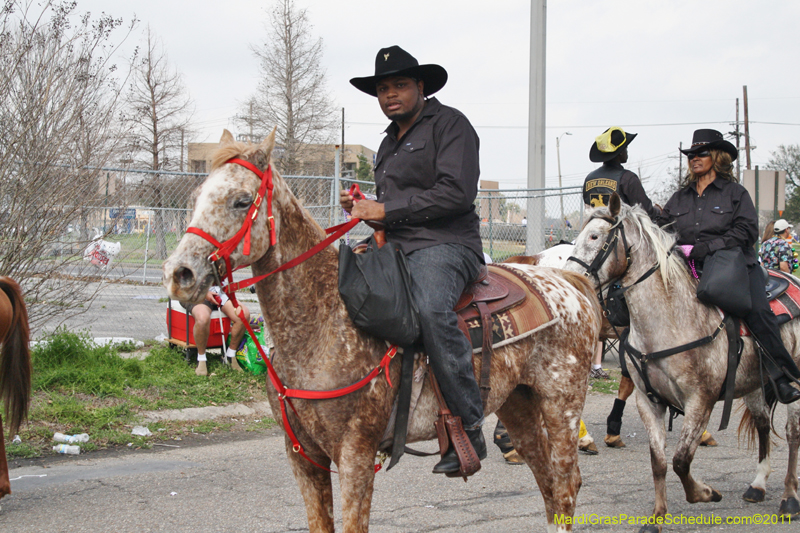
[2,393,798,533]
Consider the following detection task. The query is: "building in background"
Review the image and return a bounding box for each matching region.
[188,141,376,178]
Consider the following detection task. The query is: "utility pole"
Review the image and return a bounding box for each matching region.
[735,98,741,180]
[341,107,345,177]
[556,131,570,239]
[526,0,547,253]
[180,128,184,172]
[743,85,752,170]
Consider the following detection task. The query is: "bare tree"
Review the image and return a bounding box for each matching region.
[0,1,132,329]
[767,145,800,223]
[123,26,193,259]
[767,144,800,191]
[238,0,337,175]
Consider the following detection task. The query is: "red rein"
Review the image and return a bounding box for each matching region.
[186,159,393,473]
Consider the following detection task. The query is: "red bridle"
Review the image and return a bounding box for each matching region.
[184,158,393,473]
[186,158,276,290]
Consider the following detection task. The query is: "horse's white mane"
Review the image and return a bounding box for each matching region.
[593,203,694,289]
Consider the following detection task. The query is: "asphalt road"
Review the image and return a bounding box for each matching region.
[2,387,799,533]
[35,281,262,342]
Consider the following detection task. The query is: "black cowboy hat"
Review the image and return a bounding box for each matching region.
[350,45,448,97]
[589,127,637,163]
[679,129,738,161]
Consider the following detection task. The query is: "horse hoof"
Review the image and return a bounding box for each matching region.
[637,524,660,533]
[604,434,626,448]
[699,431,718,447]
[711,489,723,502]
[779,497,800,516]
[579,441,599,455]
[502,450,525,465]
[742,485,766,503]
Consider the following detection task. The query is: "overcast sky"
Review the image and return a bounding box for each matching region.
[73,0,799,194]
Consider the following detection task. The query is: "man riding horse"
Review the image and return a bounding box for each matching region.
[342,46,486,476]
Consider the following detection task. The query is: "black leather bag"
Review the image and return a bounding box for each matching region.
[338,238,421,346]
[696,248,752,317]
[603,283,630,328]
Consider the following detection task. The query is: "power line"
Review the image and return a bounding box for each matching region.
[345,120,730,130]
[750,121,800,126]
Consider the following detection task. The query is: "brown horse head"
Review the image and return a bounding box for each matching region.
[163,129,281,303]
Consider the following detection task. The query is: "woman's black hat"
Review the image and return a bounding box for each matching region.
[680,129,738,161]
[350,46,448,97]
[589,127,637,163]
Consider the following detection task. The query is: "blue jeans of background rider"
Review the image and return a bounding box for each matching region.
[744,265,800,380]
[406,243,484,429]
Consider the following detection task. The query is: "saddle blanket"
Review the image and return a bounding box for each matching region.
[463,264,558,353]
[740,269,800,336]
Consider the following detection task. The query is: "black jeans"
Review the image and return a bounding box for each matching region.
[406,243,484,429]
[744,265,800,381]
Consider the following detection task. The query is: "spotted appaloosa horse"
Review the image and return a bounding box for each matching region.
[566,195,800,532]
[163,130,601,532]
[0,277,31,500]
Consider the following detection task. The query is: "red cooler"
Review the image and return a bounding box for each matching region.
[166,300,231,349]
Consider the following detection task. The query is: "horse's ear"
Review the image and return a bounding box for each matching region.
[609,193,621,217]
[253,127,277,170]
[220,129,235,146]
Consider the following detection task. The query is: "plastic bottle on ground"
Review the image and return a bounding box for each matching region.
[68,433,89,443]
[53,444,80,455]
[53,432,89,443]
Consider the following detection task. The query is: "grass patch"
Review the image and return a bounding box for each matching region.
[245,418,277,432]
[5,328,273,458]
[190,420,235,434]
[589,367,622,394]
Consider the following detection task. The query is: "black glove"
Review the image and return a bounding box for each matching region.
[688,242,710,260]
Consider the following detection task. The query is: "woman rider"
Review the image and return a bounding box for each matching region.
[657,129,800,404]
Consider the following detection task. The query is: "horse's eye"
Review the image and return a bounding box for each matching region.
[590,234,599,241]
[233,197,252,210]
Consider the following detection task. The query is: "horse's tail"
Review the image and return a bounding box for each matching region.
[737,399,778,453]
[0,277,31,435]
[559,270,603,331]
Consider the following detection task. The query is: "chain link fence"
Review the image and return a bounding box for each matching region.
[32,169,584,341]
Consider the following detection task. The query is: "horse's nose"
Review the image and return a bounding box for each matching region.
[173,265,196,290]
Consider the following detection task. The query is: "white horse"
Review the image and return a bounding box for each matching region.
[566,195,800,532]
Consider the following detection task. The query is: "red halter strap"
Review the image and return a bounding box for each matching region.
[186,157,275,263]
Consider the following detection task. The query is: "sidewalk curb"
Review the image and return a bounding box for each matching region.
[141,401,273,422]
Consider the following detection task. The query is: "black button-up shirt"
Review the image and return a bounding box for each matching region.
[656,177,759,266]
[375,97,483,258]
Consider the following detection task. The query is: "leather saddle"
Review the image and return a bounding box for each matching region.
[764,266,791,302]
[762,267,793,327]
[454,264,527,404]
[454,265,526,317]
